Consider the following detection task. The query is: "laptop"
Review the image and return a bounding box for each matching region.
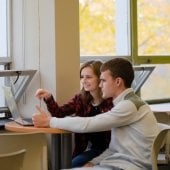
[3,86,33,126]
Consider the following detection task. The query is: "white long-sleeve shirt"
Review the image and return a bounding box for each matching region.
[50,88,159,170]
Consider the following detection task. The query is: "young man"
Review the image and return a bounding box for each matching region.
[33,58,159,170]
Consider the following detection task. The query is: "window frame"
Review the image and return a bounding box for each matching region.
[130,0,170,64]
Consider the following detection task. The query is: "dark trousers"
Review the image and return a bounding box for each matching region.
[72,149,102,168]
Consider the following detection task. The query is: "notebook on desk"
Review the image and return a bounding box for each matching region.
[3,86,33,126]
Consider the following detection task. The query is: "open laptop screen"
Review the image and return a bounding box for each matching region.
[3,86,33,126]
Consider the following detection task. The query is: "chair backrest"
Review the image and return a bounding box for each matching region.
[151,127,170,170]
[0,149,26,170]
[0,132,48,170]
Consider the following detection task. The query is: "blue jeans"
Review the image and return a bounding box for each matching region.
[72,149,103,168]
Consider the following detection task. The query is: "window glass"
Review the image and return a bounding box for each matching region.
[80,0,170,102]
[79,0,116,56]
[0,0,7,57]
[138,0,170,55]
[141,64,170,101]
[0,0,8,107]
[137,0,170,101]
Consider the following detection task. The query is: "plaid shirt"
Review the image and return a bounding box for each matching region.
[44,94,113,158]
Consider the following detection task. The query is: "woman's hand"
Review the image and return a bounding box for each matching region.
[35,88,51,100]
[32,106,51,127]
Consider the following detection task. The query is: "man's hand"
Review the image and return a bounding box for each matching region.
[32,106,51,127]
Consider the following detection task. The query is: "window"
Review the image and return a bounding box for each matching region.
[138,0,170,55]
[0,0,11,64]
[0,0,11,65]
[0,0,11,108]
[0,0,9,58]
[80,0,170,102]
[0,0,36,113]
[79,0,116,56]
[136,0,170,101]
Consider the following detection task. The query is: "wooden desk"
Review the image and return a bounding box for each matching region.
[5,121,72,170]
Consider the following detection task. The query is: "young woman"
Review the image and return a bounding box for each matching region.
[35,60,113,168]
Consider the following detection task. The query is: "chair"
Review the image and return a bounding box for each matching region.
[0,132,48,170]
[0,149,26,170]
[151,126,170,170]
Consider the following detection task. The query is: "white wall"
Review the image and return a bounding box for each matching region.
[12,0,56,117]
